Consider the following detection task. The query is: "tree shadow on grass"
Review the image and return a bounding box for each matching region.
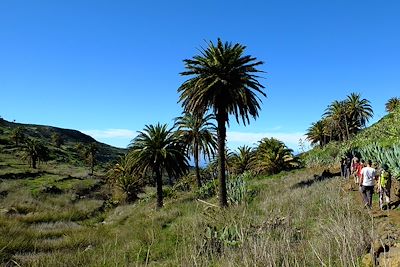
[291,170,340,189]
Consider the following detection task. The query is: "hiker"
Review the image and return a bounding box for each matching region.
[352,158,362,185]
[344,157,351,179]
[360,160,377,209]
[355,159,365,186]
[351,154,359,174]
[378,164,391,210]
[340,158,346,178]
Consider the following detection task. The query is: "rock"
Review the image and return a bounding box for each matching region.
[361,254,373,267]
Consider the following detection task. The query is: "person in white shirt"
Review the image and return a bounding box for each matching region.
[360,160,377,209]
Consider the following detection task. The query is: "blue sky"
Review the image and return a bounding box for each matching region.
[1,0,399,151]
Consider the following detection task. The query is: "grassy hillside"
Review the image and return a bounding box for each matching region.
[0,118,126,167]
[1,165,375,266]
[1,117,397,266]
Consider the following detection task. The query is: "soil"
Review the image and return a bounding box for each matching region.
[343,175,400,266]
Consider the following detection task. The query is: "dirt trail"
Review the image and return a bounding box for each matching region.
[343,177,400,266]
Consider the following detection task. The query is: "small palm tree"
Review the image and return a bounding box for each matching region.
[11,126,25,146]
[107,155,144,202]
[178,39,266,207]
[324,100,349,141]
[83,143,98,175]
[255,138,299,175]
[230,145,255,175]
[23,138,49,169]
[128,124,189,208]
[51,132,64,148]
[306,120,326,147]
[386,97,400,113]
[175,112,216,188]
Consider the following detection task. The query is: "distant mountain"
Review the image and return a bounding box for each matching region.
[0,118,126,165]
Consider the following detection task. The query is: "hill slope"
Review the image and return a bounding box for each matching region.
[0,118,126,166]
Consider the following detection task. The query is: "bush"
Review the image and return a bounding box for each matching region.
[195,180,217,199]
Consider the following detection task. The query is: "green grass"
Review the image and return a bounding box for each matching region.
[0,134,379,266]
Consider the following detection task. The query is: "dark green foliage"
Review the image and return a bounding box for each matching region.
[195,179,218,199]
[175,112,217,188]
[230,146,256,175]
[22,138,50,169]
[51,132,64,148]
[385,97,400,113]
[128,123,189,208]
[179,39,266,207]
[310,93,373,144]
[255,138,300,175]
[107,155,144,202]
[80,143,98,175]
[11,126,25,146]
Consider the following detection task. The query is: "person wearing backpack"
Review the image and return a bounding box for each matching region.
[378,164,391,210]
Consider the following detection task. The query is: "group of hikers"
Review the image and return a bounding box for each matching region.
[341,155,392,210]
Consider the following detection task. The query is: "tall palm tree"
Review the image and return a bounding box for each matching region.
[345,93,373,134]
[178,39,265,207]
[385,97,400,113]
[255,138,299,175]
[306,120,326,147]
[230,145,255,175]
[324,100,349,141]
[175,112,217,188]
[128,124,189,208]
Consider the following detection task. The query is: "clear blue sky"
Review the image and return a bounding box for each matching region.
[1,0,399,151]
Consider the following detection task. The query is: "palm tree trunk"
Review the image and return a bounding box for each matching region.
[194,143,201,188]
[32,155,37,169]
[216,112,228,208]
[155,167,163,208]
[344,115,350,140]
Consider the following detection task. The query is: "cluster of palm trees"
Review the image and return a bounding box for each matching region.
[306,93,374,147]
[108,39,301,209]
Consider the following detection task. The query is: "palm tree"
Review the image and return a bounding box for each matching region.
[385,97,400,113]
[230,145,255,175]
[175,112,216,188]
[255,138,299,175]
[51,132,64,148]
[306,120,326,147]
[178,39,265,207]
[11,126,25,146]
[324,100,349,141]
[128,124,189,208]
[345,93,373,134]
[107,155,144,202]
[83,143,98,175]
[23,138,49,169]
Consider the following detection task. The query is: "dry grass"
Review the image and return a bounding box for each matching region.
[1,167,374,266]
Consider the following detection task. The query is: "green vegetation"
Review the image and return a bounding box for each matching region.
[175,112,216,188]
[304,95,400,178]
[178,38,266,207]
[128,123,189,208]
[2,40,399,266]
